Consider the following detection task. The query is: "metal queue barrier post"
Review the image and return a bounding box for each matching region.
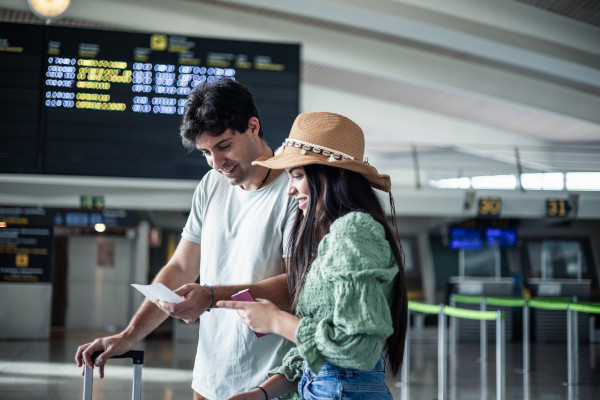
[496,309,506,400]
[399,309,410,398]
[406,301,443,397]
[567,301,600,386]
[438,304,446,400]
[481,296,487,362]
[443,305,504,400]
[567,302,578,385]
[485,297,528,374]
[452,295,524,368]
[450,294,482,358]
[526,297,600,385]
[527,297,571,382]
[523,300,530,373]
[408,301,505,400]
[449,296,456,356]
[444,295,600,392]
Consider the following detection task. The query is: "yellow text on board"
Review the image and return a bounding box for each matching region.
[478,197,501,217]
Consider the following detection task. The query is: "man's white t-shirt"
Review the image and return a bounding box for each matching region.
[181,169,296,399]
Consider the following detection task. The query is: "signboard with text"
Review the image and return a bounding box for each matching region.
[478,197,502,218]
[546,198,571,218]
[0,206,139,228]
[0,226,53,283]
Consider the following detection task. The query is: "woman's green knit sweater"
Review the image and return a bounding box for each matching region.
[270,212,399,388]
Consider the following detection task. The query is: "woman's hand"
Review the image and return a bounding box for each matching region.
[217,298,283,335]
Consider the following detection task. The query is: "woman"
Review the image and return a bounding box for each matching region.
[217,112,408,400]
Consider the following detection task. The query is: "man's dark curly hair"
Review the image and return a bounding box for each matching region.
[179,78,263,150]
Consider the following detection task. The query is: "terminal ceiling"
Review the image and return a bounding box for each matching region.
[1,0,599,192]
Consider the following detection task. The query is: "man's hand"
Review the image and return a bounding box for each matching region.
[154,283,212,324]
[75,333,135,378]
[226,388,268,400]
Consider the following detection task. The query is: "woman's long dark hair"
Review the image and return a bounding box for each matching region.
[287,164,408,376]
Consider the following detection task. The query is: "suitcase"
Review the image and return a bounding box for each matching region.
[83,350,144,400]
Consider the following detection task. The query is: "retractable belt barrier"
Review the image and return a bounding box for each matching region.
[405,301,506,400]
[527,297,600,385]
[450,294,600,386]
[451,294,527,373]
[569,302,600,314]
[405,296,599,396]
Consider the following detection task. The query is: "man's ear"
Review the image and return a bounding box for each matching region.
[247,117,261,136]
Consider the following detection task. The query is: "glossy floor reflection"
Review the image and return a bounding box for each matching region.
[391,339,600,400]
[1,329,599,400]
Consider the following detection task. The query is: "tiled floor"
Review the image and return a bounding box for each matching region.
[1,329,599,400]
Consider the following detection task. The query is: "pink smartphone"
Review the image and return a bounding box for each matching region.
[231,289,268,338]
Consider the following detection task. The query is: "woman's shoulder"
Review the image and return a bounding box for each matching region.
[329,211,384,238]
[318,212,396,278]
[322,212,388,257]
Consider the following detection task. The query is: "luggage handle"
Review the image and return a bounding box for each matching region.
[84,350,144,400]
[91,350,144,365]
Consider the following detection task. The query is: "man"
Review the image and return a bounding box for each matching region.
[75,79,296,399]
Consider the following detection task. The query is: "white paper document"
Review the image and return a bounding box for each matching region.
[131,283,184,303]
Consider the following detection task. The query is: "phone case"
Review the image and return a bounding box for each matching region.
[231,289,268,337]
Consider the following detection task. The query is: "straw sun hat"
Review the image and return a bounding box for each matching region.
[253,112,391,192]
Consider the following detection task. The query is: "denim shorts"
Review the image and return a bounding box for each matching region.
[297,355,393,400]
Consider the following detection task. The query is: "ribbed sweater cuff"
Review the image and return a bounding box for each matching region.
[295,318,325,373]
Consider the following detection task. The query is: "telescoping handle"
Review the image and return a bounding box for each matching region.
[91,350,145,365]
[83,350,145,400]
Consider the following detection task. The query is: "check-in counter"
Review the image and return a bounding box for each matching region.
[527,278,591,298]
[527,278,590,342]
[450,276,516,297]
[450,276,517,341]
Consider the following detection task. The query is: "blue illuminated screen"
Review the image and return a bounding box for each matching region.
[449,227,482,249]
[485,228,517,247]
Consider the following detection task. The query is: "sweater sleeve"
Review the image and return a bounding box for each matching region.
[268,347,303,400]
[268,346,304,382]
[295,213,398,373]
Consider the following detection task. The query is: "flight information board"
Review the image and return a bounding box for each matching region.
[0,23,45,174]
[0,22,300,179]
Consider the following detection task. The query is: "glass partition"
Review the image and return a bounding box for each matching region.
[461,247,499,277]
[527,240,587,280]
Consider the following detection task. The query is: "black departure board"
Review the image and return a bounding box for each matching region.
[0,23,45,173]
[0,22,300,179]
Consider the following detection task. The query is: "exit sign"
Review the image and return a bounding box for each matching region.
[80,195,105,210]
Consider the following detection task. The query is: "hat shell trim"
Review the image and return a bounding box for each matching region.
[284,138,355,161]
